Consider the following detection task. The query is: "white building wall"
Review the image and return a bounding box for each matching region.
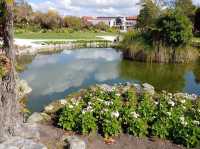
[86,16,137,32]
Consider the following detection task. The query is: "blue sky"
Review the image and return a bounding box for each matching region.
[27,0,200,16]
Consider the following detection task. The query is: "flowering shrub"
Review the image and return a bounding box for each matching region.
[57,85,200,148]
[78,111,97,134]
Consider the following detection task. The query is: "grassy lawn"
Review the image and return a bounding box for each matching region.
[15,31,117,39]
[192,37,200,43]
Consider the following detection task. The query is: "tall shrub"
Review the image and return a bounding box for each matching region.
[155,9,193,47]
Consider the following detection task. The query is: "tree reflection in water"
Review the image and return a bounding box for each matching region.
[118,60,199,93]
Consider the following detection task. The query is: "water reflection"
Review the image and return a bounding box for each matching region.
[19,48,200,112]
[119,61,188,92]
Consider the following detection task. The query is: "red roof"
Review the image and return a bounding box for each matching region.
[82,16,138,21]
[126,16,137,20]
[82,16,94,21]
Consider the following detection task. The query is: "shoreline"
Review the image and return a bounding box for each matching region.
[25,83,199,149]
[14,36,117,56]
[41,83,199,115]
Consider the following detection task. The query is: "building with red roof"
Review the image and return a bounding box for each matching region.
[82,16,137,32]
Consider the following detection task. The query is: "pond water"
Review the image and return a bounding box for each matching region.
[19,48,200,112]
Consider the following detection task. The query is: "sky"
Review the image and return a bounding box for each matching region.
[28,0,200,16]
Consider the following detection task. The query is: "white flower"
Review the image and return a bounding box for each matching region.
[111,111,120,118]
[168,100,175,107]
[68,105,73,109]
[154,101,159,105]
[75,101,79,106]
[112,87,116,91]
[180,116,185,122]
[180,99,186,104]
[116,93,121,97]
[182,121,188,126]
[180,116,187,126]
[86,105,93,111]
[82,109,86,114]
[166,112,171,116]
[104,101,113,106]
[101,109,108,113]
[71,98,76,103]
[193,120,200,125]
[168,93,173,99]
[168,93,173,96]
[60,99,67,105]
[131,112,140,118]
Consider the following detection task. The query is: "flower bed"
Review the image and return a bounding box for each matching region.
[56,84,200,148]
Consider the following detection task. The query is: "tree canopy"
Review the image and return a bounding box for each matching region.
[136,0,161,31]
[175,0,196,18]
[155,9,193,47]
[194,8,200,35]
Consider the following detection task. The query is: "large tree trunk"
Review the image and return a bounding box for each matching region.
[0,1,22,141]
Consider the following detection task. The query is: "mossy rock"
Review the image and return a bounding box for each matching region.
[44,99,68,114]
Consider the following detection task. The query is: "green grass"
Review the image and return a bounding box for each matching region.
[192,37,200,43]
[14,31,117,39]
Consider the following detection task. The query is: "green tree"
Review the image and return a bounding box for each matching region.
[175,0,196,18]
[14,1,33,28]
[155,9,193,47]
[136,0,161,32]
[33,10,62,30]
[95,22,109,31]
[63,16,83,30]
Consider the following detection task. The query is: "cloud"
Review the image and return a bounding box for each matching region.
[28,0,140,16]
[193,0,200,6]
[74,48,121,61]
[22,48,122,97]
[28,0,200,16]
[95,62,119,82]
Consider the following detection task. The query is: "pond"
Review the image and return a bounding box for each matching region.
[19,48,200,112]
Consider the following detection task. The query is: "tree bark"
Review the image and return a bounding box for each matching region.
[0,1,22,141]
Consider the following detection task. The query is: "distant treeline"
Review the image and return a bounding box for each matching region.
[14,1,116,32]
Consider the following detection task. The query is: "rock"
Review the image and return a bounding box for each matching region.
[60,99,67,105]
[16,79,32,99]
[0,137,47,149]
[133,83,142,93]
[125,82,131,86]
[122,86,131,93]
[174,93,198,101]
[99,84,113,92]
[40,113,51,121]
[27,112,44,123]
[44,105,54,113]
[65,136,86,149]
[142,83,155,95]
[14,123,41,140]
[44,101,65,114]
[27,112,52,124]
